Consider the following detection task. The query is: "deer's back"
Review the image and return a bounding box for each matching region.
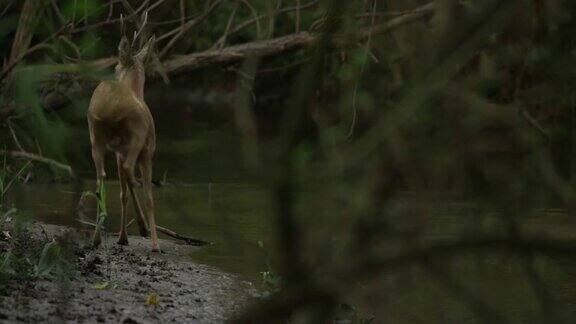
[88,81,146,123]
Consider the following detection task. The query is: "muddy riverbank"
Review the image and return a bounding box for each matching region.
[0,222,257,323]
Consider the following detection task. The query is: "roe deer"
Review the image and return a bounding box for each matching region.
[87,12,160,252]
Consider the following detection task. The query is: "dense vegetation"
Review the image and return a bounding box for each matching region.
[3,0,576,322]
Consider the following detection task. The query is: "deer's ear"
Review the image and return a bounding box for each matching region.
[135,35,155,63]
[118,36,132,65]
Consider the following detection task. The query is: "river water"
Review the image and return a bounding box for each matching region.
[7,90,576,322]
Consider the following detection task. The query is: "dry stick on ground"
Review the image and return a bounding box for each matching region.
[122,219,209,246]
[79,216,209,246]
[156,225,209,246]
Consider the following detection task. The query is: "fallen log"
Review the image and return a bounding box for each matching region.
[0,150,74,177]
[0,3,436,116]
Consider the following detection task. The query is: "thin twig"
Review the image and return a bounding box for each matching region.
[295,0,301,33]
[212,3,240,49]
[179,0,185,26]
[107,0,114,21]
[521,109,550,143]
[6,118,24,152]
[72,0,162,34]
[347,0,377,140]
[229,0,319,39]
[77,219,106,230]
[0,0,14,18]
[50,0,65,25]
[239,0,262,39]
[0,22,71,81]
[158,0,223,58]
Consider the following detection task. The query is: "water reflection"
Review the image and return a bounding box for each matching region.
[11,182,273,281]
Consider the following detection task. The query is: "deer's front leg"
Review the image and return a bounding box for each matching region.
[91,143,106,248]
[117,154,129,245]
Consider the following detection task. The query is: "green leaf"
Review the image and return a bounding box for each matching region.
[35,240,59,277]
[146,292,160,306]
[93,282,109,290]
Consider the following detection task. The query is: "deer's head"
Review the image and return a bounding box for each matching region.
[116,12,155,98]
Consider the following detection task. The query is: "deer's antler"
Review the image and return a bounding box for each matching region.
[120,14,127,38]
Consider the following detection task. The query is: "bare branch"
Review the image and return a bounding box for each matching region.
[0,150,74,177]
[239,0,262,39]
[0,0,15,18]
[158,0,223,59]
[162,7,433,76]
[229,0,319,39]
[212,2,240,49]
[347,0,378,140]
[72,0,162,34]
[50,0,65,25]
[179,0,185,26]
[295,0,301,33]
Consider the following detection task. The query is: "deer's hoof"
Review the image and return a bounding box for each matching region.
[151,246,161,253]
[117,237,128,246]
[92,235,102,249]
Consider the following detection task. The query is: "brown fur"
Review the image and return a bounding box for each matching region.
[87,15,159,252]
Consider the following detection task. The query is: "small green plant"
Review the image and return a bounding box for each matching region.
[257,240,282,293]
[0,158,30,235]
[80,181,108,248]
[0,212,35,287]
[34,240,73,280]
[0,159,33,287]
[0,158,31,207]
[93,281,109,290]
[0,251,12,284]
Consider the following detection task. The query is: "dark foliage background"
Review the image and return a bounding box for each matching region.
[3,0,576,322]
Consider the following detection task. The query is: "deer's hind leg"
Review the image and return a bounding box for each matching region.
[116,153,129,245]
[140,151,160,252]
[122,133,149,237]
[90,140,106,248]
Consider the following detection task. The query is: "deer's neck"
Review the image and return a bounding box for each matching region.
[118,68,145,100]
